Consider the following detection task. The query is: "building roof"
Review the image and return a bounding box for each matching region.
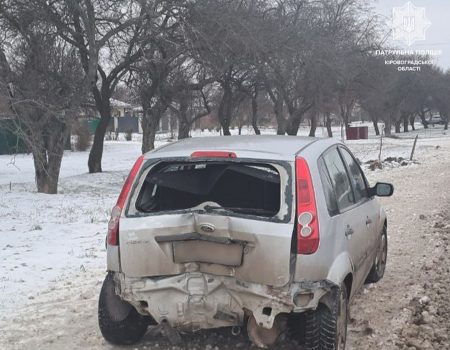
[110,98,132,108]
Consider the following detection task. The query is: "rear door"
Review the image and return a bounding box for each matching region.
[118,159,296,287]
[321,147,370,291]
[338,147,379,273]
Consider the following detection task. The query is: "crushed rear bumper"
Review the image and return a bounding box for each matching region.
[115,272,335,331]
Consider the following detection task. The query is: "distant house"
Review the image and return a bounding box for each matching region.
[78,99,139,134]
[110,99,138,133]
[132,106,177,134]
[79,99,186,135]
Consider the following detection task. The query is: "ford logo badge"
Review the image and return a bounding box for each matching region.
[200,224,215,233]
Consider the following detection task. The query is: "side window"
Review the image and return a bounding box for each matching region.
[322,148,355,211]
[339,148,368,203]
[318,157,339,216]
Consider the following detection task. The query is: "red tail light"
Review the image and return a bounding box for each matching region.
[295,157,319,254]
[191,151,236,158]
[107,206,122,246]
[107,155,144,246]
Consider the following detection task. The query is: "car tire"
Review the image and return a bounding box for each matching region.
[304,284,348,350]
[365,227,388,283]
[98,272,151,345]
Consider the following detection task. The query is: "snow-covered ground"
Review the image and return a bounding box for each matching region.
[0,123,448,321]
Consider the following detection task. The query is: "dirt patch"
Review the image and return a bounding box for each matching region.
[346,144,450,350]
[393,213,450,350]
[363,157,419,171]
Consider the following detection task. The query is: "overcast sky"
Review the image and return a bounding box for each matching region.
[374,0,450,69]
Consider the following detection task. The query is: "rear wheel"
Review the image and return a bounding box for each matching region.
[304,284,348,350]
[366,228,388,283]
[98,272,152,345]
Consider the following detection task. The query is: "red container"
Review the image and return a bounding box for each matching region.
[346,126,368,140]
[346,127,359,140]
[358,126,368,139]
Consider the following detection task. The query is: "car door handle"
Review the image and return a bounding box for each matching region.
[366,217,373,226]
[345,226,354,237]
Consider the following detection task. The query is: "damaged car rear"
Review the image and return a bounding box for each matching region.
[98,136,393,349]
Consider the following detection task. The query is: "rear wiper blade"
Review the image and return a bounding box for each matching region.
[204,205,274,215]
[203,205,233,213]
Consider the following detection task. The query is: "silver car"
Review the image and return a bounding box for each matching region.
[98,136,393,350]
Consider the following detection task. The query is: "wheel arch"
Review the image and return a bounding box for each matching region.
[325,252,354,288]
[319,252,354,309]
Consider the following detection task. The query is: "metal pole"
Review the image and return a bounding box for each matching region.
[410,135,419,161]
[378,132,383,161]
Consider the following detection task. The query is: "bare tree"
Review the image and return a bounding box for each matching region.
[256,0,378,136]
[37,0,148,172]
[0,3,84,193]
[171,87,211,140]
[186,0,263,135]
[430,68,450,131]
[130,1,210,152]
[133,38,184,152]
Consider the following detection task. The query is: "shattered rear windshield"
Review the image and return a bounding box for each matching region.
[135,161,280,217]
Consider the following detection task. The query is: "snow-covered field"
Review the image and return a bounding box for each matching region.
[0,123,448,337]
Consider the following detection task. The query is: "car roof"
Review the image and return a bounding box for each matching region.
[145,135,339,161]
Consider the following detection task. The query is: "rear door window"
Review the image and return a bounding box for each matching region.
[322,148,355,211]
[339,147,368,203]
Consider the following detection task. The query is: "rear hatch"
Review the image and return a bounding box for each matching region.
[119,157,295,287]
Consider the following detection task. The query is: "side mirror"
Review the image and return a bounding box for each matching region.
[370,182,394,197]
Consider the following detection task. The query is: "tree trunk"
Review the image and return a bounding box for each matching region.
[141,97,169,153]
[384,119,392,136]
[88,88,112,173]
[141,110,159,153]
[339,103,353,134]
[177,100,190,140]
[325,113,333,137]
[274,98,285,135]
[33,119,67,194]
[267,89,286,135]
[33,148,55,194]
[286,105,312,136]
[276,121,285,134]
[177,119,190,139]
[286,113,303,136]
[221,122,231,136]
[344,122,351,136]
[420,110,428,129]
[372,117,380,136]
[218,83,233,136]
[403,114,409,132]
[395,120,401,133]
[308,112,317,137]
[88,107,110,173]
[339,107,351,136]
[410,114,416,130]
[443,113,449,130]
[251,91,260,135]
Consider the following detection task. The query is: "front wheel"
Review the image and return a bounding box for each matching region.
[304,284,348,350]
[98,272,151,345]
[366,227,388,283]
